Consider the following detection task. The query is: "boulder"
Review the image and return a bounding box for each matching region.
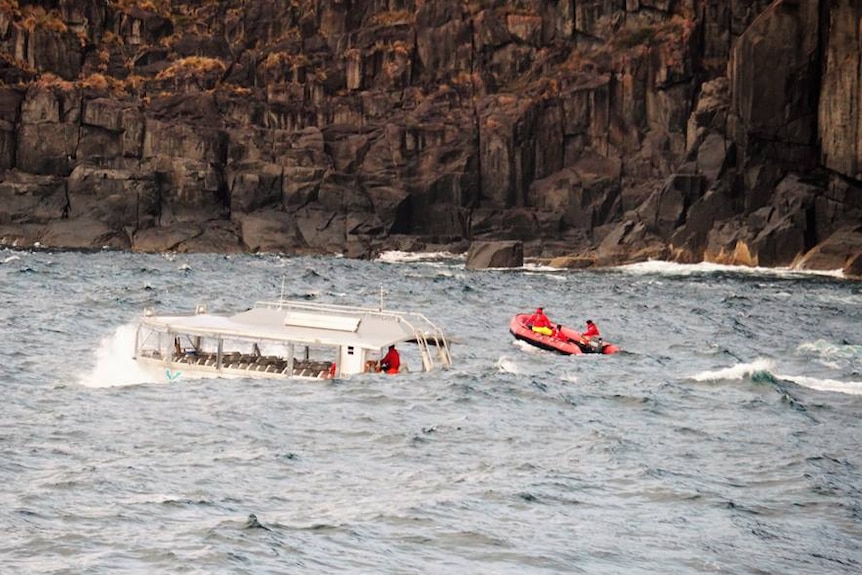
[796,225,862,275]
[465,240,524,270]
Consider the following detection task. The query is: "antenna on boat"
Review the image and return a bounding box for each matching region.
[379,286,385,311]
[280,274,286,304]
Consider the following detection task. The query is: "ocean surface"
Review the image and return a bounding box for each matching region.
[1,248,861,574]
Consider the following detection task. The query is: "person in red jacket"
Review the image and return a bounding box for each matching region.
[584,319,600,339]
[379,344,401,374]
[553,324,569,342]
[526,307,552,334]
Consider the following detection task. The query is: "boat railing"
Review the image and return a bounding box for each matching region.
[413,329,433,371]
[433,331,453,368]
[410,327,454,372]
[164,350,333,378]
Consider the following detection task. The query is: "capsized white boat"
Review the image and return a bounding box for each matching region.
[133,298,453,382]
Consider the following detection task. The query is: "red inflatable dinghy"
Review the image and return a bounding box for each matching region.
[509,314,620,355]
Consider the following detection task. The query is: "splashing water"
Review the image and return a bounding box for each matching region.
[79,323,159,387]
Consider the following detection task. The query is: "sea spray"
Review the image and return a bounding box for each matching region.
[79,323,157,387]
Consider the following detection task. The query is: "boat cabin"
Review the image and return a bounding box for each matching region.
[133,299,453,382]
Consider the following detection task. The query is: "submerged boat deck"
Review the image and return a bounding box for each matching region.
[134,297,452,381]
[139,349,335,378]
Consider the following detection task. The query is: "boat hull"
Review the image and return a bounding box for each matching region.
[509,314,620,355]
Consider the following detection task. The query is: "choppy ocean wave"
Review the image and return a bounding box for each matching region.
[2,248,862,573]
[690,357,862,396]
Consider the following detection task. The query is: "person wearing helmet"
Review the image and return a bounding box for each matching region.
[526,307,553,335]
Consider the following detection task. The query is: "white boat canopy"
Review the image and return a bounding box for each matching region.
[139,299,448,350]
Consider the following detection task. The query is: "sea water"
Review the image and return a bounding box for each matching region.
[1,249,860,574]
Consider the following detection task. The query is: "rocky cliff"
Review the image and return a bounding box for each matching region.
[0,0,859,276]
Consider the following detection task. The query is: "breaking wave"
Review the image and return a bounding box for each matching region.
[690,358,776,382]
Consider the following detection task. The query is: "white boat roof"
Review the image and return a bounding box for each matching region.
[139,299,444,350]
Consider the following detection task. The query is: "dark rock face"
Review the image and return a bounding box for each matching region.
[0,1,859,277]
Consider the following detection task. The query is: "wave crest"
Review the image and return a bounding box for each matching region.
[690,358,775,382]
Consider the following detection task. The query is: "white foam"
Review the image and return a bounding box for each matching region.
[522,268,568,280]
[376,250,464,264]
[512,339,545,355]
[797,339,862,360]
[616,260,845,279]
[522,262,562,273]
[690,358,775,382]
[79,324,160,387]
[496,355,521,374]
[776,374,862,396]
